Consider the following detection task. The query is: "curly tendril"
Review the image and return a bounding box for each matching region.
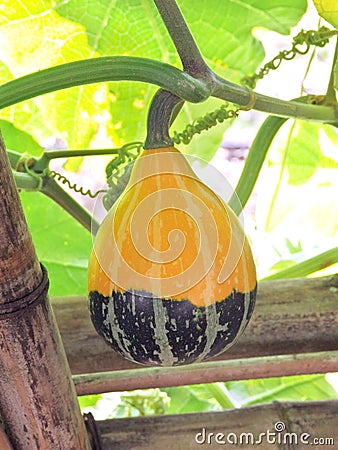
[47,170,107,199]
[105,142,143,180]
[14,153,107,198]
[242,27,338,89]
[172,104,239,145]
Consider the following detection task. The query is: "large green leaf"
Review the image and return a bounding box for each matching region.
[164,374,337,415]
[312,0,338,28]
[56,0,307,76]
[20,191,92,296]
[0,0,307,158]
[56,0,307,157]
[0,0,111,149]
[0,59,53,144]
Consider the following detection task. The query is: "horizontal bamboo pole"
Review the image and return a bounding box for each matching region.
[0,134,91,450]
[52,274,338,375]
[96,400,338,449]
[73,351,338,396]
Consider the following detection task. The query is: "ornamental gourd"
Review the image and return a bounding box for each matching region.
[88,147,257,366]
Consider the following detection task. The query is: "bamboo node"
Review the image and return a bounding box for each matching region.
[0,264,48,317]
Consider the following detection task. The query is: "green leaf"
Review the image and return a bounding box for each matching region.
[0,60,12,83]
[286,122,322,185]
[180,0,307,79]
[56,0,307,156]
[0,59,54,144]
[226,374,338,407]
[0,0,111,149]
[162,386,221,415]
[20,191,92,296]
[312,0,338,28]
[285,122,338,186]
[268,259,299,274]
[57,0,307,77]
[0,119,43,156]
[255,121,338,234]
[78,394,102,411]
[56,0,175,146]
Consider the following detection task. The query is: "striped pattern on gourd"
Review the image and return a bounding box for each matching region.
[88,147,257,366]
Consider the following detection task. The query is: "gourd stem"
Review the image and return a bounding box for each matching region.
[144,89,184,149]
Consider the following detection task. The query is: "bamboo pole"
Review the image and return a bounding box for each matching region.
[0,419,13,450]
[73,351,338,396]
[0,134,91,449]
[96,400,338,449]
[52,274,338,375]
[0,430,13,450]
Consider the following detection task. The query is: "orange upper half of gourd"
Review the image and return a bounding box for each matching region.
[88,147,256,307]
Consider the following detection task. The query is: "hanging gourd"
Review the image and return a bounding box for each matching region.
[88,91,257,367]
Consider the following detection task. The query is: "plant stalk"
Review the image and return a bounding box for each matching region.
[203,383,235,409]
[229,116,288,215]
[0,56,210,110]
[153,0,212,79]
[262,247,338,281]
[212,77,338,122]
[325,36,338,105]
[14,171,42,191]
[0,56,337,123]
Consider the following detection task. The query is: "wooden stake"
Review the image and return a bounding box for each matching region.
[0,134,91,449]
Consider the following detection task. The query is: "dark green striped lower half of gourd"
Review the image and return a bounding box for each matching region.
[88,287,256,367]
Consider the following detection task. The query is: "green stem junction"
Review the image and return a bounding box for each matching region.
[0,57,337,124]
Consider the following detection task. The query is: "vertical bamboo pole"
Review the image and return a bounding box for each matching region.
[0,134,91,449]
[0,419,13,450]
